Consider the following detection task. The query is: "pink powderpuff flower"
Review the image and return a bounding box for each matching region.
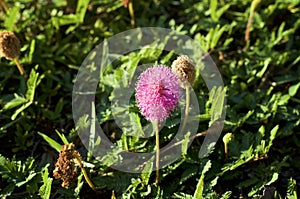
[135,65,182,121]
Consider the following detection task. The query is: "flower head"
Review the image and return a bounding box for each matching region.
[135,65,181,121]
[171,55,196,86]
[0,31,20,60]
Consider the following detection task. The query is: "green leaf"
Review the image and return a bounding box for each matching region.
[1,94,27,111]
[74,173,84,197]
[215,4,231,21]
[51,0,89,29]
[220,191,232,199]
[4,6,19,31]
[286,178,298,198]
[0,155,38,193]
[256,58,271,78]
[289,82,300,97]
[265,125,279,153]
[248,172,278,197]
[209,86,226,126]
[221,146,255,174]
[28,39,36,63]
[0,154,12,171]
[10,67,42,120]
[25,67,39,101]
[54,98,64,115]
[76,0,90,23]
[51,15,78,29]
[194,160,212,199]
[140,158,153,185]
[15,172,37,187]
[39,167,52,199]
[209,0,230,22]
[181,132,191,157]
[210,25,227,49]
[129,112,144,137]
[278,94,290,105]
[173,192,194,199]
[52,0,67,7]
[209,0,218,21]
[11,101,32,120]
[55,130,69,145]
[38,132,62,152]
[76,114,90,131]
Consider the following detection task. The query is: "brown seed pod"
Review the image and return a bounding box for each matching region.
[53,143,81,187]
[171,55,196,86]
[0,30,20,60]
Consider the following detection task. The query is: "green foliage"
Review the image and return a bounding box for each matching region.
[38,131,62,152]
[194,160,212,199]
[0,154,44,198]
[39,165,52,199]
[4,6,19,31]
[207,86,226,126]
[1,66,43,120]
[287,178,298,199]
[0,0,299,198]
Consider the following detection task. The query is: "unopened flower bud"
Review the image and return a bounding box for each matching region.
[171,55,196,86]
[0,31,20,60]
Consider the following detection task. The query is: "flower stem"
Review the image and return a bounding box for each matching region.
[0,0,8,13]
[73,153,97,192]
[181,85,190,134]
[154,119,160,184]
[222,133,233,162]
[245,0,261,43]
[14,58,25,76]
[128,0,135,27]
[224,144,228,161]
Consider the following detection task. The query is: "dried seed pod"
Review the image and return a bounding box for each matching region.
[171,55,196,86]
[53,143,81,187]
[0,31,20,60]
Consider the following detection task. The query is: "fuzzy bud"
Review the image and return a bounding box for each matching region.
[0,31,20,60]
[171,55,196,86]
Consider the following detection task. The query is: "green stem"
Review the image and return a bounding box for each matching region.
[180,85,190,134]
[222,133,233,162]
[154,119,160,184]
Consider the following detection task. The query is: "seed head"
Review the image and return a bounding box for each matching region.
[0,30,20,60]
[171,55,196,86]
[53,143,81,187]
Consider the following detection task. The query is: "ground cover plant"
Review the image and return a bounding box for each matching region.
[0,0,300,198]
